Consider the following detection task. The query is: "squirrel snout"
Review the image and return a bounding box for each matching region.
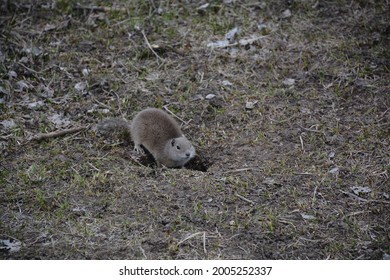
[186,152,191,157]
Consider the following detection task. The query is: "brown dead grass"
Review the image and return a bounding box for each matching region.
[0,0,389,259]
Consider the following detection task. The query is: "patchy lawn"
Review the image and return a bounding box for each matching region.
[0,0,389,259]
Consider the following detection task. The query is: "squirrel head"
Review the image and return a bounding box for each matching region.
[165,136,195,167]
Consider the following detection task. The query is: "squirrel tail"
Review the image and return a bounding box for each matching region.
[97,118,132,139]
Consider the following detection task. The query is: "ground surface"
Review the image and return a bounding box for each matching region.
[0,0,389,259]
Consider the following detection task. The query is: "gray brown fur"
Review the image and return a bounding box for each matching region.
[98,108,195,168]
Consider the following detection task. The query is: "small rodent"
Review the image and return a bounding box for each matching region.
[98,108,196,168]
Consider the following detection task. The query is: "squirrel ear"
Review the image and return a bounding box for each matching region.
[171,139,175,146]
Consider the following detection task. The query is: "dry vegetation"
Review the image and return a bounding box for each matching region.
[0,0,389,259]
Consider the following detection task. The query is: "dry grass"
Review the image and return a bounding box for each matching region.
[0,0,389,259]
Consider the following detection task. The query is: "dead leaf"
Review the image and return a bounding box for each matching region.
[282,78,296,86]
[301,213,316,220]
[239,36,263,46]
[281,9,292,19]
[27,101,45,109]
[329,167,339,174]
[263,177,280,186]
[0,239,22,253]
[14,80,31,92]
[205,94,216,100]
[207,40,230,48]
[39,84,54,98]
[222,80,233,86]
[82,68,90,77]
[8,70,17,79]
[48,113,71,128]
[197,3,210,10]
[0,119,16,129]
[246,100,258,110]
[44,23,57,32]
[23,46,42,56]
[75,81,87,92]
[225,27,239,42]
[351,186,371,196]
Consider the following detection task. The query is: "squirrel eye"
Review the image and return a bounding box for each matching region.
[176,145,181,150]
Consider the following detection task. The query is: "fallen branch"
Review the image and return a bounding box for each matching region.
[30,126,88,142]
[234,192,255,204]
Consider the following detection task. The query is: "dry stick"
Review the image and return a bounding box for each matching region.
[340,190,390,204]
[177,232,204,245]
[299,135,304,151]
[139,245,147,259]
[87,162,100,172]
[162,105,187,125]
[75,4,127,12]
[340,190,368,203]
[141,30,164,63]
[224,168,253,173]
[234,192,255,204]
[311,185,318,207]
[203,232,207,254]
[31,126,88,142]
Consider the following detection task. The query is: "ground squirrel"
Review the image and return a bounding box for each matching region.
[98,108,196,168]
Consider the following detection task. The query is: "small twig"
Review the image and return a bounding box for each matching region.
[224,168,253,173]
[238,246,249,254]
[340,190,368,202]
[112,17,132,27]
[30,126,88,142]
[299,237,327,243]
[299,135,304,151]
[234,192,255,204]
[354,254,365,260]
[299,125,324,134]
[379,108,389,119]
[340,190,390,204]
[141,30,164,63]
[87,162,100,172]
[311,185,318,206]
[163,105,187,125]
[71,166,80,175]
[279,219,297,230]
[345,211,370,217]
[203,232,207,254]
[139,245,147,259]
[17,62,51,75]
[227,234,241,240]
[91,94,111,109]
[177,232,204,245]
[75,4,127,13]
